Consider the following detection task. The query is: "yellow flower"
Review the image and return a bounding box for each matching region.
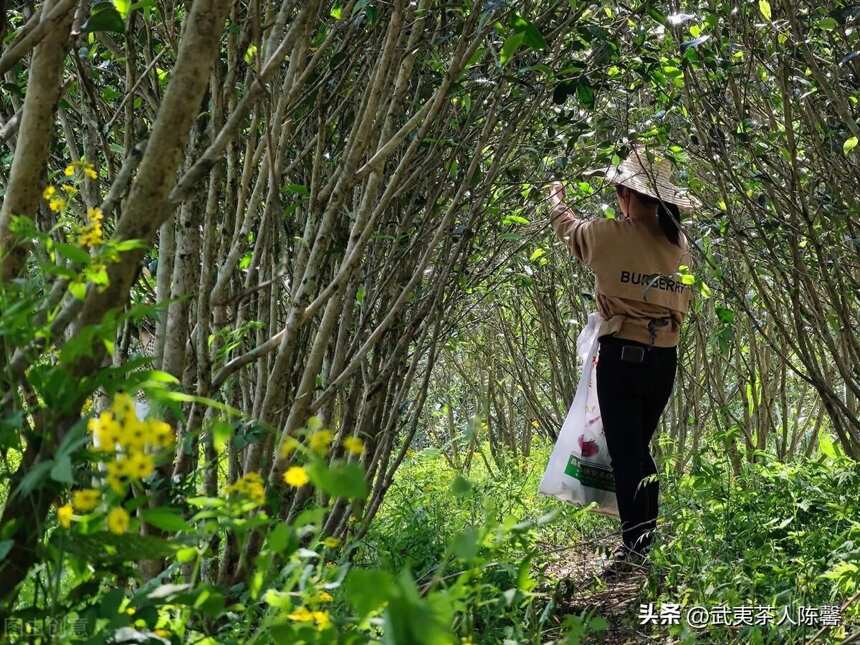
[61,184,77,195]
[42,185,56,199]
[146,420,175,449]
[244,471,263,484]
[312,610,331,630]
[89,411,120,451]
[107,474,126,495]
[343,436,364,456]
[246,482,265,504]
[531,419,539,428]
[64,164,75,176]
[87,206,103,223]
[308,430,333,454]
[322,536,340,549]
[106,458,131,493]
[107,507,130,535]
[107,457,132,477]
[279,436,300,459]
[77,207,105,248]
[119,416,148,451]
[48,196,66,212]
[57,504,73,528]
[283,466,309,488]
[72,489,101,512]
[313,590,333,603]
[84,165,97,180]
[227,472,266,505]
[125,451,155,479]
[78,228,102,248]
[111,392,136,421]
[287,606,313,622]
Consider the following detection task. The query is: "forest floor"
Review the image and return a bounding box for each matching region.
[540,534,655,644]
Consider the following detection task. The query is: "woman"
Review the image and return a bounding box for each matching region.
[546,146,700,578]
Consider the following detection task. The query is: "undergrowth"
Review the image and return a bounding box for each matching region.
[357,440,860,643]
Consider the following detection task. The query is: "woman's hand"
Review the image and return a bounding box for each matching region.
[547,181,565,208]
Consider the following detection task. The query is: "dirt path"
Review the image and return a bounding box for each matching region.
[540,538,658,644]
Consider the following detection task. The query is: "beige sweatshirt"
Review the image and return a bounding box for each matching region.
[550,200,693,347]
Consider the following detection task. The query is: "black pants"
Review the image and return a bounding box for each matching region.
[595,335,677,554]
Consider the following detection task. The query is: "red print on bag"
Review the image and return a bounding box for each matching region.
[578,434,599,457]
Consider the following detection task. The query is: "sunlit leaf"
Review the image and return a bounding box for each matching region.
[83,2,125,33]
[500,31,525,66]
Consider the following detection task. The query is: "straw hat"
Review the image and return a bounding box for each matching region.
[584,145,701,212]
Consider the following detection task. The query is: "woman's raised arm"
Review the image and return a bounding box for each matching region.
[546,181,598,265]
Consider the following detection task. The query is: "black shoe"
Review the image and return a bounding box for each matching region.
[599,544,635,580]
[599,544,649,581]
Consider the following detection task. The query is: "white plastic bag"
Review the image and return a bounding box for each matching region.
[539,312,619,517]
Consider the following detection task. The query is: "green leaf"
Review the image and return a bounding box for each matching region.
[129,0,156,12]
[264,589,292,608]
[196,591,226,619]
[517,552,536,591]
[55,243,90,264]
[715,305,734,324]
[153,390,242,417]
[113,0,131,18]
[451,526,480,560]
[465,46,485,68]
[293,507,326,528]
[699,281,712,298]
[265,524,294,553]
[15,460,54,497]
[502,215,529,225]
[511,14,547,50]
[0,540,13,562]
[50,455,74,484]
[817,17,839,31]
[529,247,545,262]
[83,2,125,33]
[176,548,197,564]
[843,136,858,156]
[818,433,837,459]
[758,0,772,22]
[69,281,88,301]
[56,422,88,460]
[112,239,147,252]
[57,531,178,563]
[345,569,397,619]
[307,460,368,500]
[450,475,472,497]
[575,80,594,109]
[212,420,233,453]
[141,507,190,532]
[285,183,309,195]
[500,31,525,67]
[141,370,179,385]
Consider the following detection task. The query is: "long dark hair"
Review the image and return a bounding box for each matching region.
[616,185,682,246]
